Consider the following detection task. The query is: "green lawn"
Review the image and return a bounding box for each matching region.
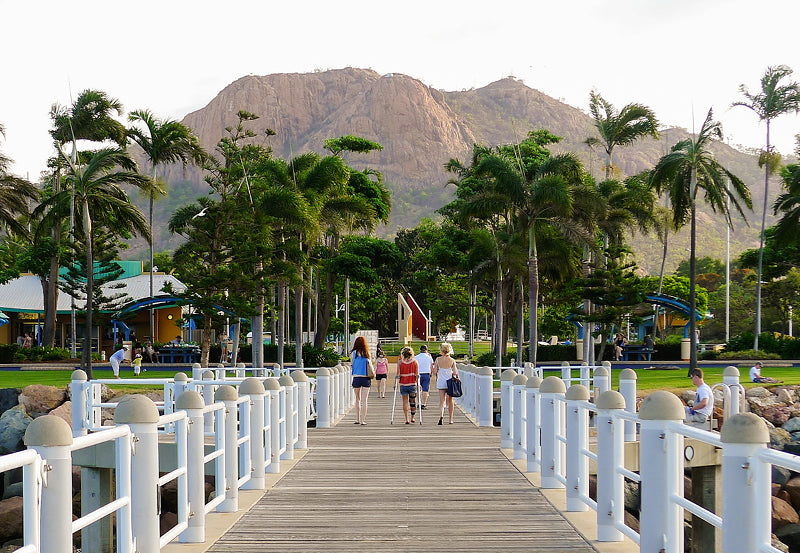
[0,363,794,397]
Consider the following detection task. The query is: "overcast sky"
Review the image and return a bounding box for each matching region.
[3,0,800,179]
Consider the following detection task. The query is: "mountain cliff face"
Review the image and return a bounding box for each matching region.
[145,68,772,275]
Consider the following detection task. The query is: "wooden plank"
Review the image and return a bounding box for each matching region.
[208,393,596,552]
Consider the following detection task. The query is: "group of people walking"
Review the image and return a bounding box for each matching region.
[350,337,460,426]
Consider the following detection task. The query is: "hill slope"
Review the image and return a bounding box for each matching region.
[137,68,773,275]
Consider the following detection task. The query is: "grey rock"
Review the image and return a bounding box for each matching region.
[0,483,21,501]
[0,406,32,455]
[784,417,800,433]
[624,480,640,512]
[771,427,792,450]
[747,386,774,398]
[0,391,20,418]
[774,465,793,487]
[775,523,800,550]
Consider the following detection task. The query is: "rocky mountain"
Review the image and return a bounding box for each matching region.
[139,67,776,275]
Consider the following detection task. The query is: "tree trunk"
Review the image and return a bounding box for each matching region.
[201,315,213,367]
[277,281,285,368]
[295,270,304,367]
[83,200,94,379]
[689,201,698,373]
[754,122,771,351]
[528,228,540,367]
[149,189,155,343]
[313,270,335,349]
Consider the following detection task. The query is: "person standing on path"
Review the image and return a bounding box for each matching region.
[396,346,420,424]
[432,342,458,425]
[350,336,373,425]
[375,351,389,398]
[110,345,128,379]
[415,344,434,409]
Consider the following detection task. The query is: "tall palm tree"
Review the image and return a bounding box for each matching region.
[733,65,800,350]
[0,124,39,235]
[128,109,206,342]
[586,90,659,180]
[34,148,154,378]
[650,109,751,373]
[773,149,800,247]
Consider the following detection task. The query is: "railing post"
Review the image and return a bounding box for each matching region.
[316,368,332,428]
[618,368,638,442]
[215,385,239,512]
[593,365,610,399]
[720,413,771,553]
[191,362,203,382]
[477,367,494,427]
[638,391,685,553]
[595,390,626,541]
[71,369,88,437]
[540,376,566,489]
[565,385,590,512]
[291,370,309,449]
[24,415,72,553]
[173,371,188,408]
[500,369,517,448]
[114,395,161,553]
[240,379,266,490]
[236,362,247,378]
[581,363,594,390]
[215,363,226,381]
[202,370,216,433]
[723,365,743,417]
[265,378,282,474]
[561,361,571,386]
[279,374,295,460]
[525,376,542,472]
[176,391,206,542]
[513,373,528,459]
[331,365,340,419]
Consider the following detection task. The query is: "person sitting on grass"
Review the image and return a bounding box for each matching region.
[749,361,783,384]
[684,368,713,423]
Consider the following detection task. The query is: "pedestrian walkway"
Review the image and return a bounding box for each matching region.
[207,386,598,552]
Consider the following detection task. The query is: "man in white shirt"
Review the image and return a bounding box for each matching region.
[415,345,434,409]
[749,361,782,383]
[684,368,713,423]
[109,346,128,379]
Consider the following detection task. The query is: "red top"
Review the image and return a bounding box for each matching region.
[398,359,419,385]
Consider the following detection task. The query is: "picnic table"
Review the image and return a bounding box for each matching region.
[621,345,654,361]
[158,345,201,364]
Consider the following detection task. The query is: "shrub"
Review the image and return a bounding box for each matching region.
[651,342,683,361]
[0,344,20,364]
[718,349,781,360]
[238,343,339,367]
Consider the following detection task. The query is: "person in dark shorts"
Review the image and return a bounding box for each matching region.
[375,351,389,398]
[415,344,434,409]
[397,346,419,424]
[351,336,373,425]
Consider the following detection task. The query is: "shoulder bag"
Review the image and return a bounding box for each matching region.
[446,375,463,398]
[366,358,376,379]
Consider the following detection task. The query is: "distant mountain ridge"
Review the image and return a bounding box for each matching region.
[140,67,773,275]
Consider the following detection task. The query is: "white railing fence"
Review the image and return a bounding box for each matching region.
[0,362,357,553]
[496,366,786,553]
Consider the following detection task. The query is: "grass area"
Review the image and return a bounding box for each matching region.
[0,363,795,397]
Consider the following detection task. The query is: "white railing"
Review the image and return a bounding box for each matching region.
[5,366,336,553]
[500,367,786,553]
[0,449,42,553]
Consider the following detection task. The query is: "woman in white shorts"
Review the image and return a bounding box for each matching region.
[432,342,458,425]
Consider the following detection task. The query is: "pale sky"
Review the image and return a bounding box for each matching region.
[3,0,800,180]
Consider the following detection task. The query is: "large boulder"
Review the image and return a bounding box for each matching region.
[747,386,774,399]
[0,390,20,418]
[777,388,797,405]
[0,497,23,543]
[783,417,800,433]
[0,406,32,455]
[774,466,793,487]
[775,524,800,551]
[48,401,72,428]
[749,395,784,415]
[773,496,800,530]
[18,385,66,415]
[786,478,800,510]
[770,428,793,451]
[761,406,792,427]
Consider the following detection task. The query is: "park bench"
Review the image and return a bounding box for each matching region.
[621,345,654,361]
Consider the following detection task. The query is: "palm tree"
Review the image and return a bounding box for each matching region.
[733,65,800,350]
[650,109,752,373]
[773,144,800,247]
[586,90,659,180]
[128,109,206,343]
[34,148,154,378]
[0,124,39,235]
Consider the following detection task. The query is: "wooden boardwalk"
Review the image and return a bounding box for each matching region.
[209,389,598,552]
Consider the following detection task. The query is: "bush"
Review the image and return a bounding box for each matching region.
[237,343,339,367]
[718,349,781,360]
[725,332,800,359]
[651,342,683,361]
[0,344,20,363]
